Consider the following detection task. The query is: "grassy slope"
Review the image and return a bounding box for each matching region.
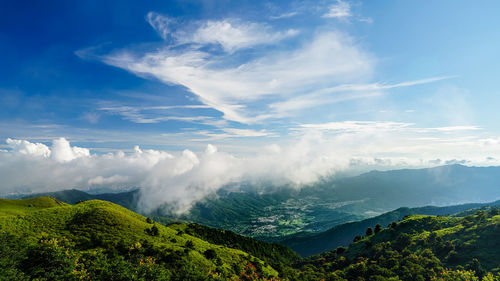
[345,211,500,270]
[0,197,67,217]
[282,201,500,257]
[22,189,139,211]
[18,165,500,242]
[0,197,279,279]
[290,210,500,280]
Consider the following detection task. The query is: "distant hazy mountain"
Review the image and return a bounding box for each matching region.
[177,164,500,239]
[16,164,500,240]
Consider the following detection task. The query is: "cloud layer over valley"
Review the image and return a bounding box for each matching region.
[3,121,500,214]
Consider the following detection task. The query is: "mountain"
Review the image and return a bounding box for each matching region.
[3,197,500,280]
[281,200,500,257]
[177,164,500,239]
[17,165,500,241]
[22,189,140,211]
[294,208,500,280]
[0,197,297,280]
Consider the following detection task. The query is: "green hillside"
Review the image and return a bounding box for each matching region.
[282,201,500,257]
[17,165,500,242]
[296,209,500,280]
[3,197,500,280]
[0,196,68,217]
[0,197,288,280]
[22,189,140,211]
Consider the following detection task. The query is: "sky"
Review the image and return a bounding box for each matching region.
[1,0,500,211]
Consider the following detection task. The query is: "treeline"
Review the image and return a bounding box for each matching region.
[183,223,301,267]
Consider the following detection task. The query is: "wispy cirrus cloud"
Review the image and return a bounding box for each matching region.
[95,11,451,125]
[322,0,372,23]
[102,25,374,124]
[270,11,299,20]
[323,0,352,19]
[146,12,299,52]
[190,128,276,141]
[268,76,455,114]
[97,103,215,124]
[296,121,481,134]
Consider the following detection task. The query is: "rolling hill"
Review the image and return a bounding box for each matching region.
[3,197,500,280]
[22,189,140,211]
[294,208,500,280]
[281,200,500,256]
[0,197,298,280]
[16,165,500,242]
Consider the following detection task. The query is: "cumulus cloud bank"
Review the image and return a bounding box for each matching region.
[2,122,500,214]
[1,136,351,213]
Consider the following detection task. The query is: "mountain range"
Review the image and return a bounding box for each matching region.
[20,164,500,242]
[3,193,500,279]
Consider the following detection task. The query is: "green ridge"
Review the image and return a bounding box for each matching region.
[0,197,283,280]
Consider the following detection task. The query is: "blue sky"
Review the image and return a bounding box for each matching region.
[1,1,500,204]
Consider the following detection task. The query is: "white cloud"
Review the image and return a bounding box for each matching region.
[431,126,481,132]
[83,12,457,126]
[268,76,454,114]
[51,138,90,162]
[2,129,500,213]
[97,104,215,124]
[146,12,175,40]
[323,0,351,19]
[146,12,298,52]
[298,121,414,132]
[176,19,299,53]
[102,29,374,124]
[190,128,275,141]
[297,121,481,135]
[6,138,51,157]
[88,175,130,186]
[81,112,100,124]
[270,11,299,20]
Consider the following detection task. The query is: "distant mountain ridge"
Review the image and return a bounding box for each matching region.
[177,164,500,239]
[13,164,500,241]
[22,188,140,211]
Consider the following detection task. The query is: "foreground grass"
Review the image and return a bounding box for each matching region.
[0,197,281,280]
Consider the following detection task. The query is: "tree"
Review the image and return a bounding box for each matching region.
[468,258,486,280]
[203,249,216,260]
[21,238,77,280]
[488,208,500,216]
[185,240,194,249]
[366,227,373,236]
[374,224,382,234]
[146,225,159,236]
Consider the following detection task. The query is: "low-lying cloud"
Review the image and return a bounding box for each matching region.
[1,136,351,213]
[2,123,500,214]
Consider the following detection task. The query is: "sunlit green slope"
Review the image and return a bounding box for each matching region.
[297,209,500,280]
[0,197,286,280]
